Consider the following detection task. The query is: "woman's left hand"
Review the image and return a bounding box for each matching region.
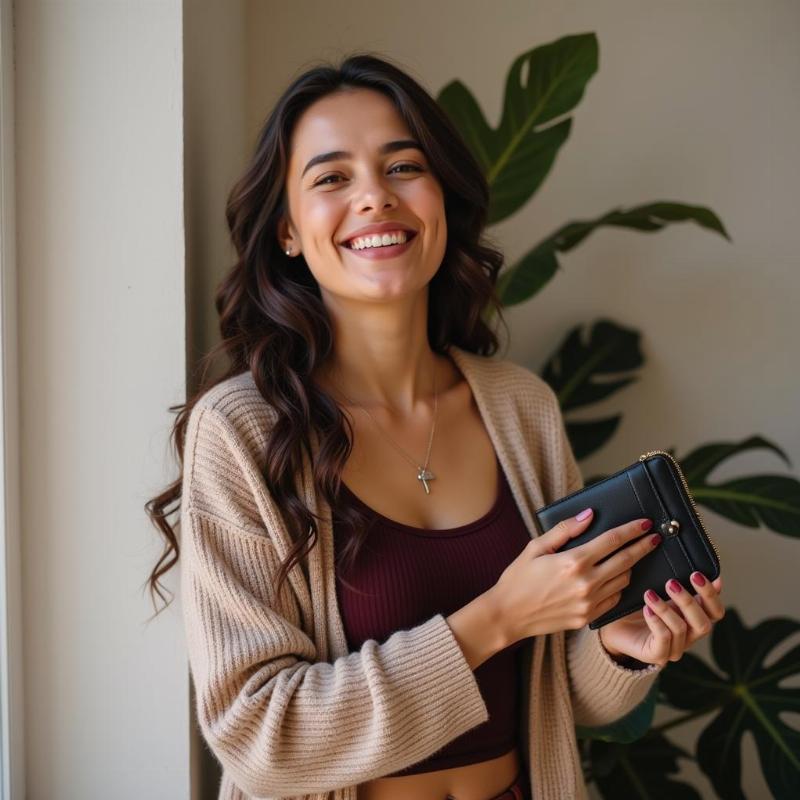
[598,572,725,668]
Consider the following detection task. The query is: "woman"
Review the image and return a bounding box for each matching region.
[145,52,724,800]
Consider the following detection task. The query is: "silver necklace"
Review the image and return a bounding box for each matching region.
[331,361,438,495]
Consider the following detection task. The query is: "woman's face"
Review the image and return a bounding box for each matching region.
[279,88,447,305]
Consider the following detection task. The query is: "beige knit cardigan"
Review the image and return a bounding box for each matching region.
[179,344,662,800]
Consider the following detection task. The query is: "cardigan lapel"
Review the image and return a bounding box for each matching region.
[304,424,350,663]
[447,346,579,798]
[446,344,547,536]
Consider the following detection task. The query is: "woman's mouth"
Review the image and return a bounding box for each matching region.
[340,230,418,260]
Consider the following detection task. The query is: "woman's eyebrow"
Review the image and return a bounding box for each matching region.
[301,139,422,178]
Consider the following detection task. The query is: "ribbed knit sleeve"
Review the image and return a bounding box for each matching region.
[565,622,661,727]
[539,382,663,728]
[179,401,490,798]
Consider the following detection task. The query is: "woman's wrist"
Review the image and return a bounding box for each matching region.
[598,628,623,660]
[599,628,649,669]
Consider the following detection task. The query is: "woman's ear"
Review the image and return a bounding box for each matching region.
[276,216,288,251]
[276,215,297,256]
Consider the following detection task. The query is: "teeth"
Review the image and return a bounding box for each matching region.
[348,230,409,250]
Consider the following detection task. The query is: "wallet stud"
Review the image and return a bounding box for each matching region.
[661,519,680,537]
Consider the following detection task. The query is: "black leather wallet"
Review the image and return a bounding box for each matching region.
[534,450,722,629]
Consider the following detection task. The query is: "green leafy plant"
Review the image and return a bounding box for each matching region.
[437,32,800,799]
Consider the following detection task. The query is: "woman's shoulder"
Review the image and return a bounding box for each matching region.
[189,370,279,439]
[192,369,261,411]
[182,371,280,532]
[183,371,282,503]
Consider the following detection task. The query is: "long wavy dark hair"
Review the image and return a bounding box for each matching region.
[143,51,509,618]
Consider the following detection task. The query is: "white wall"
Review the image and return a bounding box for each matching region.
[241,2,799,799]
[14,1,188,798]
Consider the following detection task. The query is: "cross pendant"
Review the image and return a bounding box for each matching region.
[417,468,436,495]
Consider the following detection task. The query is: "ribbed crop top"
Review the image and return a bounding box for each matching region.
[332,454,534,776]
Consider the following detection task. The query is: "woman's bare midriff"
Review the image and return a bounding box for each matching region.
[357,746,522,800]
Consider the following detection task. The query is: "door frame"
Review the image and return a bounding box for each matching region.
[0,0,25,797]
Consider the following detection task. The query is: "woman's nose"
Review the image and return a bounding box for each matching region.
[354,178,397,210]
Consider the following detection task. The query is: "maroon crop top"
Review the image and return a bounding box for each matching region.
[332,453,534,776]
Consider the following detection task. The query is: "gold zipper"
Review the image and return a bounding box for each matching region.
[638,449,722,569]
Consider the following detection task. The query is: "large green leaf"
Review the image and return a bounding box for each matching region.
[540,318,643,459]
[541,318,642,409]
[658,608,800,799]
[679,437,800,539]
[542,201,731,252]
[586,731,702,799]
[496,201,731,306]
[565,417,623,462]
[495,245,559,308]
[437,33,598,224]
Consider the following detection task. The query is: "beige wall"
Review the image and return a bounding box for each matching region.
[238,2,798,799]
[14,1,188,798]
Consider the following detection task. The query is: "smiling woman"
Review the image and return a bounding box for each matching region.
[145,51,659,800]
[278,87,450,303]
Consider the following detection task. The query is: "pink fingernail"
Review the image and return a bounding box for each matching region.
[691,572,706,586]
[575,508,592,521]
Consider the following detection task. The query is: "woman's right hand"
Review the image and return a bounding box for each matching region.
[488,509,662,646]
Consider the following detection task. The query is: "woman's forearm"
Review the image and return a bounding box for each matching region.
[445,589,509,671]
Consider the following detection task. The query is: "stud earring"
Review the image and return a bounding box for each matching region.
[285,249,291,256]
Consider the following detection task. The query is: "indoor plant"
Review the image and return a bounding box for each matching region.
[436,32,800,799]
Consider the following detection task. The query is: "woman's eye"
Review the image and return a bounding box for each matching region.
[389,163,424,174]
[313,163,423,187]
[314,174,342,186]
